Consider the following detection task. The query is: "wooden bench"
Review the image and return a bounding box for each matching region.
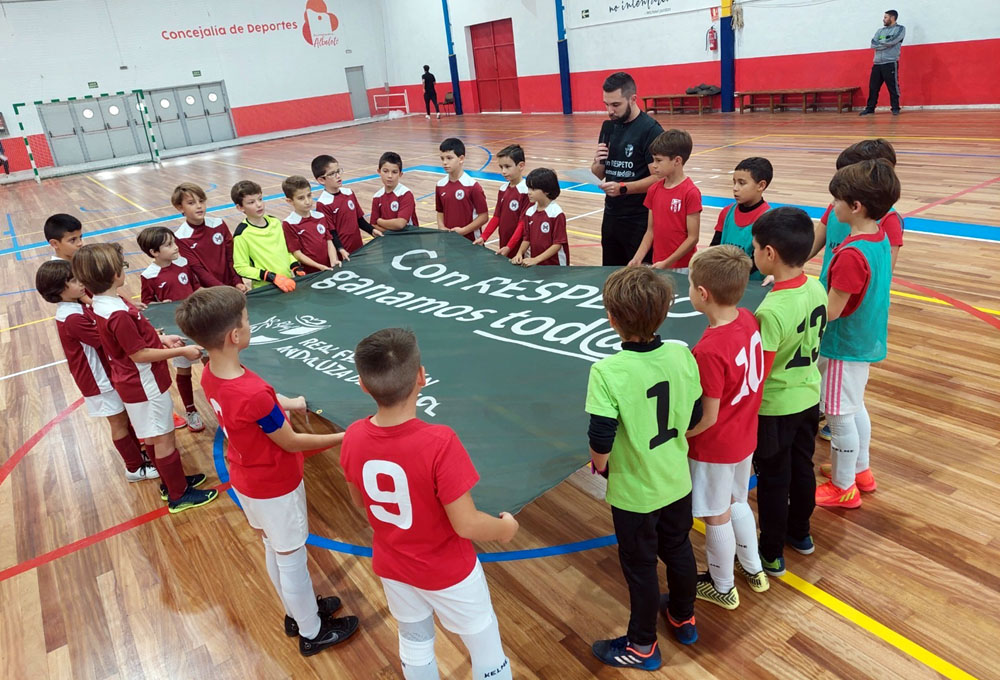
[642,93,717,115]
[735,87,860,114]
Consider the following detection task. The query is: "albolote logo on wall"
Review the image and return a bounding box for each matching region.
[303,0,340,47]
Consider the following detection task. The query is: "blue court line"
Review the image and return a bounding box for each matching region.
[5,214,22,261]
[211,428,619,562]
[476,145,493,171]
[406,165,1000,243]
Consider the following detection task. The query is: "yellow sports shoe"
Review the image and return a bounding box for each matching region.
[735,560,770,592]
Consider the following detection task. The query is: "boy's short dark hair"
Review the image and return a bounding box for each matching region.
[828,159,900,221]
[175,286,247,351]
[526,168,560,200]
[171,182,207,209]
[735,157,773,187]
[72,242,125,294]
[886,9,898,19]
[231,180,263,207]
[282,175,312,199]
[44,214,82,243]
[35,259,74,304]
[602,71,636,98]
[311,154,337,179]
[690,245,752,306]
[378,151,403,171]
[496,144,525,165]
[752,207,814,267]
[650,129,693,163]
[603,267,673,342]
[355,328,421,407]
[836,138,897,169]
[439,137,466,157]
[136,226,174,258]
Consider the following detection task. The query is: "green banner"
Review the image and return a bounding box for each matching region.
[146,229,769,514]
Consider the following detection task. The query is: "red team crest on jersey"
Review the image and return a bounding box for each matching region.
[671,197,683,213]
[302,0,339,47]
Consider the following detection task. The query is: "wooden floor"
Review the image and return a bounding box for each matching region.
[2,110,1000,679]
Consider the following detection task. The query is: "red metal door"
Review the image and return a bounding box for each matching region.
[470,18,519,112]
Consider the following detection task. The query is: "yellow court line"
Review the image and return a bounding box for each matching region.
[767,133,1000,143]
[691,519,978,680]
[889,288,1000,316]
[0,295,142,335]
[568,228,601,241]
[83,176,147,212]
[692,134,770,157]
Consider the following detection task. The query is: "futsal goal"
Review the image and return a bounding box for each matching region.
[373,92,410,115]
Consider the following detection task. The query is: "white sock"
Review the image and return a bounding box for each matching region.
[705,521,736,592]
[262,537,294,618]
[399,617,439,680]
[461,614,512,680]
[854,406,872,473]
[274,546,321,639]
[730,502,762,573]
[826,413,860,488]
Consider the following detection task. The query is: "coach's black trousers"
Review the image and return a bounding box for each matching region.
[600,211,652,266]
[424,92,439,115]
[865,62,900,112]
[754,404,820,561]
[611,494,697,645]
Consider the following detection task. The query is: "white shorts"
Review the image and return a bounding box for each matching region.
[84,390,125,418]
[123,390,176,439]
[234,481,309,552]
[819,357,870,416]
[172,355,196,369]
[381,560,495,635]
[689,455,753,518]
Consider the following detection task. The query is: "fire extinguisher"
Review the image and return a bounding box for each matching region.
[706,26,718,51]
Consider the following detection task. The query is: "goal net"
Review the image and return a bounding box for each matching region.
[373,92,410,114]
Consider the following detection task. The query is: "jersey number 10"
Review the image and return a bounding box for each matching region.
[732,331,764,405]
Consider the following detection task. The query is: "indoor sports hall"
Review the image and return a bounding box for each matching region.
[1,1,998,678]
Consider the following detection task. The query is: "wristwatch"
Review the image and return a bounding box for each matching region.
[619,182,628,194]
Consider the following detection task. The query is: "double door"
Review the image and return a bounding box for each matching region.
[146,82,236,150]
[38,94,148,166]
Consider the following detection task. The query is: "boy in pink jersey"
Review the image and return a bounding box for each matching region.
[281,175,349,273]
[72,243,217,514]
[35,260,157,482]
[686,246,769,609]
[371,152,420,231]
[435,137,489,241]
[137,226,205,431]
[311,154,378,253]
[341,328,518,680]
[629,129,701,272]
[474,144,529,257]
[176,286,359,656]
[170,182,247,291]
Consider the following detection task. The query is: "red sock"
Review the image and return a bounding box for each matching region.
[176,374,196,413]
[154,449,188,501]
[112,436,145,472]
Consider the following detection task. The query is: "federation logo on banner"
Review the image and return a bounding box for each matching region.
[302,0,339,47]
[249,314,330,345]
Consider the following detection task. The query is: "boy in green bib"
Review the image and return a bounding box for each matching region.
[586,267,702,670]
[711,157,773,281]
[751,207,828,576]
[816,160,900,509]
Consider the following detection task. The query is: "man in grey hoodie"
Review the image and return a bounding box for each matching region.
[860,10,905,116]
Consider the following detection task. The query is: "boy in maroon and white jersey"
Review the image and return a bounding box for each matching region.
[311,154,378,253]
[436,137,489,241]
[371,151,419,231]
[176,286,360,657]
[686,245,770,609]
[474,144,529,258]
[35,260,157,483]
[512,168,569,267]
[72,243,217,514]
[171,182,247,292]
[137,226,205,431]
[341,328,518,680]
[281,175,349,273]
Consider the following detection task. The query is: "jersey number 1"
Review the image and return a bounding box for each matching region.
[362,460,413,530]
[647,381,679,448]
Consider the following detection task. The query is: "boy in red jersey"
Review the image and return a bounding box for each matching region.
[35,260,157,482]
[311,154,378,253]
[371,152,420,231]
[137,226,205,432]
[511,168,568,267]
[340,328,518,680]
[474,144,529,257]
[686,246,769,610]
[435,137,489,241]
[628,129,701,272]
[281,175,349,273]
[176,287,360,657]
[170,182,247,291]
[72,243,217,514]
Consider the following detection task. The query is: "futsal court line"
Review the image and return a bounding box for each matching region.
[0,359,67,382]
[903,175,1000,218]
[83,175,147,212]
[691,134,770,157]
[767,133,1000,143]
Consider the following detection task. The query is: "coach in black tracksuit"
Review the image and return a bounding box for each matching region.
[591,72,664,266]
[860,10,905,116]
